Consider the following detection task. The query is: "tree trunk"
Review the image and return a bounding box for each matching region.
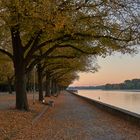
[51,80,58,96]
[54,82,59,97]
[51,80,55,95]
[37,64,44,101]
[11,26,29,111]
[26,73,30,92]
[57,85,60,95]
[15,67,29,110]
[45,75,51,97]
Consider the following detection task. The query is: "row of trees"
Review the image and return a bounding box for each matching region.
[104,79,140,90]
[0,0,139,110]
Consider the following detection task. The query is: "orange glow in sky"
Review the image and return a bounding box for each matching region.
[71,52,140,86]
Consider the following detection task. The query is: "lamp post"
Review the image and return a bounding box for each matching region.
[33,65,36,104]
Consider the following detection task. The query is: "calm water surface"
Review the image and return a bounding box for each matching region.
[77,90,140,115]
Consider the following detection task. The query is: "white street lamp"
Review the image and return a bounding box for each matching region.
[33,65,36,104]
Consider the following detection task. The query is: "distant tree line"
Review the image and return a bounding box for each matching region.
[103,79,140,90]
[69,78,140,90]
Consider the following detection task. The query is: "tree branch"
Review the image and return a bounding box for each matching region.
[24,30,42,51]
[73,33,131,42]
[49,68,73,78]
[53,71,71,81]
[0,48,13,60]
[57,44,99,54]
[36,34,71,50]
[24,34,71,66]
[25,55,76,73]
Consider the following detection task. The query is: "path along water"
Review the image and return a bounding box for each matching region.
[30,91,140,140]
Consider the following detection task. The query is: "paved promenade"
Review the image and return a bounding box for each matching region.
[31,91,140,140]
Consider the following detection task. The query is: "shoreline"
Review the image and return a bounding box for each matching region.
[68,89,140,92]
[69,91,140,125]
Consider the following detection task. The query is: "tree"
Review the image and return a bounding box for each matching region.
[0,0,139,110]
[36,54,97,100]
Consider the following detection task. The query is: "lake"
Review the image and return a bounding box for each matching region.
[77,90,140,115]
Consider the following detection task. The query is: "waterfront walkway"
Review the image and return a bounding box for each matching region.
[31,91,140,140]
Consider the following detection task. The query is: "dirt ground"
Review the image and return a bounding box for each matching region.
[0,91,140,140]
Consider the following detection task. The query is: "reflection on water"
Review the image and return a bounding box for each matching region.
[77,90,140,115]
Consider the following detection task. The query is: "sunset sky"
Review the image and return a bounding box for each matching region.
[71,51,140,86]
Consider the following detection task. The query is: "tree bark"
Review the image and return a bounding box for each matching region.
[26,72,32,92]
[11,26,29,110]
[51,79,55,95]
[15,67,29,110]
[51,80,58,96]
[37,63,44,101]
[54,82,59,97]
[45,75,51,97]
